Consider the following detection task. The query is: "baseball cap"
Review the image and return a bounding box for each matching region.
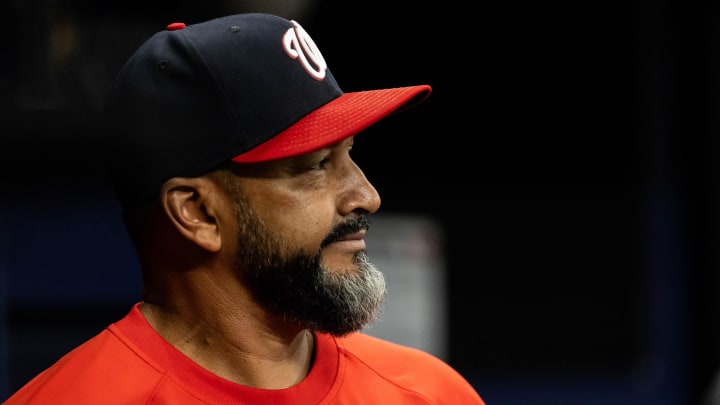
[103,13,432,209]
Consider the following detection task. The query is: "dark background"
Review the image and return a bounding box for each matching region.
[2,1,720,404]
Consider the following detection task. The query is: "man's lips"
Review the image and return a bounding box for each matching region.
[326,230,367,250]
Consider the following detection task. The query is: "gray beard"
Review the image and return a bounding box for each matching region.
[233,201,386,336]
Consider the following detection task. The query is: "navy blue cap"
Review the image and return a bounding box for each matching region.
[103,13,431,209]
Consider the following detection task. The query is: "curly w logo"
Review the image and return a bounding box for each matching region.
[282,20,328,81]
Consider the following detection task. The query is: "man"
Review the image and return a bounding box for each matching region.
[4,13,485,404]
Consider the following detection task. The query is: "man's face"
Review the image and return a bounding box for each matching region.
[227,137,386,336]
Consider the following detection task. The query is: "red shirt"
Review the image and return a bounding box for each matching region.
[4,303,485,404]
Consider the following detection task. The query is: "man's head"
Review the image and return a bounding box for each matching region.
[104,13,431,335]
[104,13,431,210]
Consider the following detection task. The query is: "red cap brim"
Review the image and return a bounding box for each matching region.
[232,85,432,163]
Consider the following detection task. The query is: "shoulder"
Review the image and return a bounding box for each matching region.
[4,322,167,404]
[334,333,485,404]
[338,332,446,367]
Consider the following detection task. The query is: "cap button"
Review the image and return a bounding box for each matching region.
[166,22,186,31]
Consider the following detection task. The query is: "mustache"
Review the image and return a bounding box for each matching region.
[321,215,371,247]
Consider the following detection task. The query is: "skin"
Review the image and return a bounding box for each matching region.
[130,136,382,389]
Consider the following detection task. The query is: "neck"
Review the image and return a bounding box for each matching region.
[139,300,315,389]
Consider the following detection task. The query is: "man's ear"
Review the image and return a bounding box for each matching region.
[160,177,223,252]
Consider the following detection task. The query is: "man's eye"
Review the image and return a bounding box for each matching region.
[309,158,330,170]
